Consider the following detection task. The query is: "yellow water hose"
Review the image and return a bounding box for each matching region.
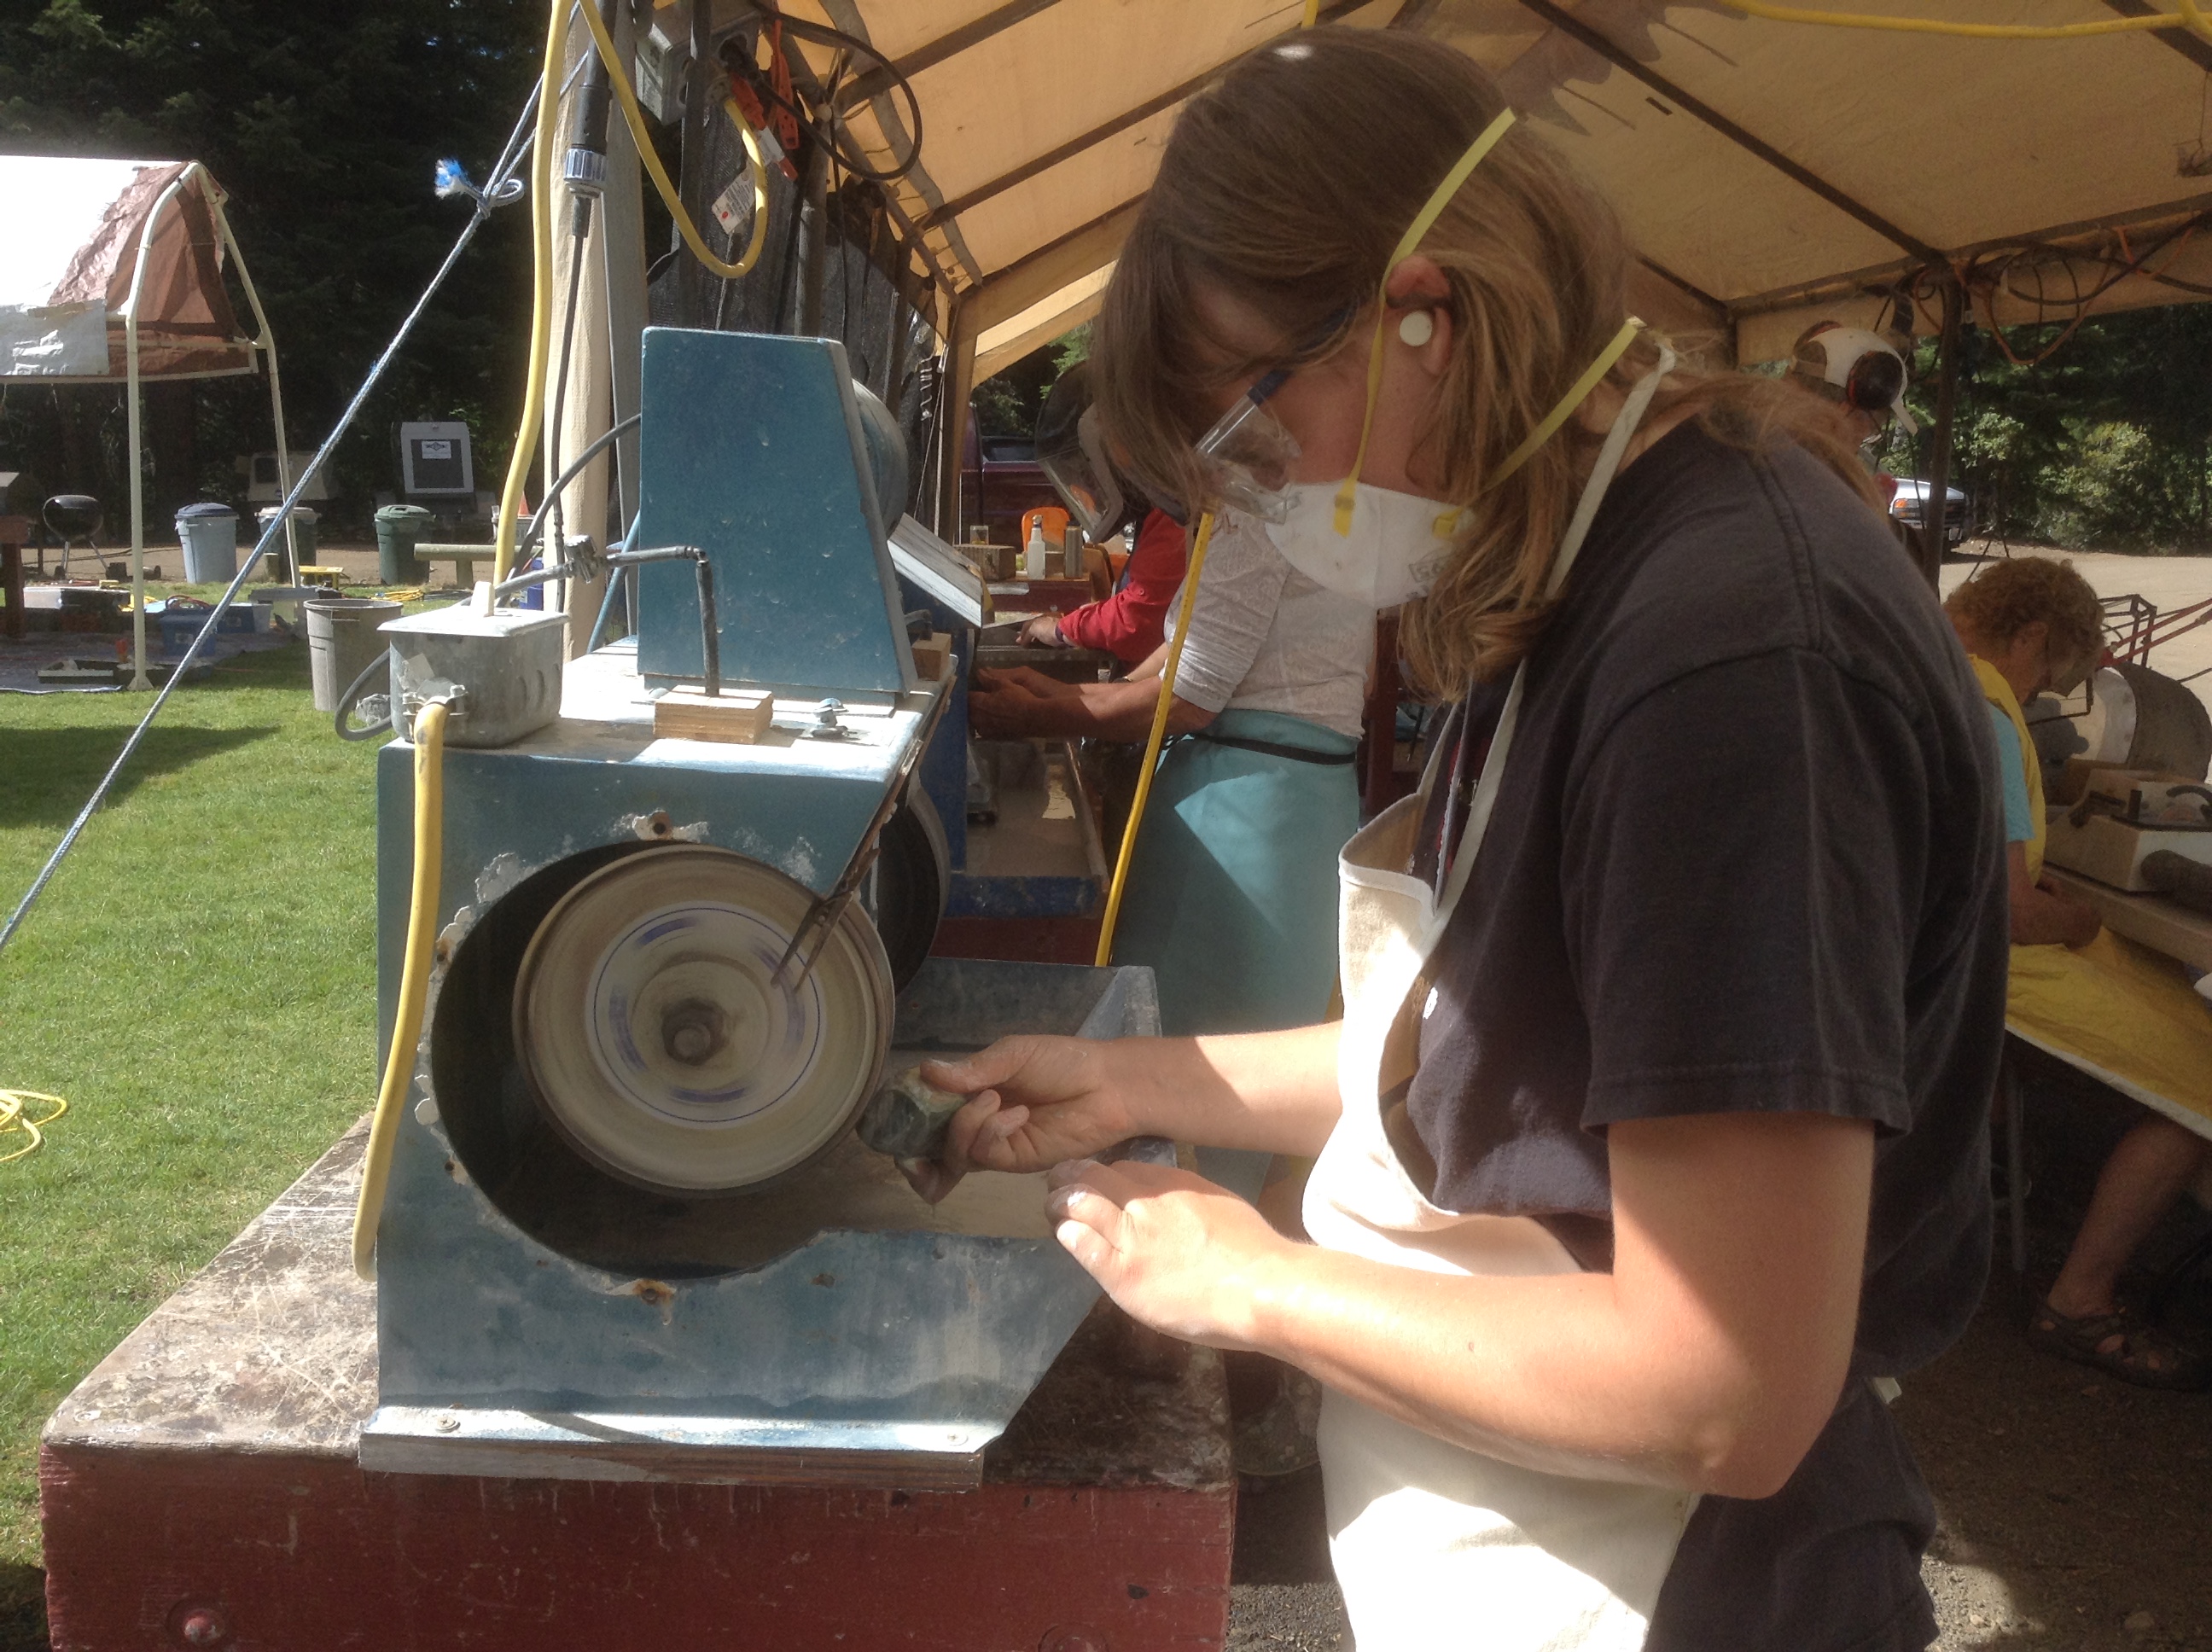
[1720,0,2208,40]
[577,1,770,282]
[493,1,770,588]
[1094,511,1216,968]
[492,3,571,587]
[352,701,451,1283]
[0,1089,66,1163]
[493,2,771,588]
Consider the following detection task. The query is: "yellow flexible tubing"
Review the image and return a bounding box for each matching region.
[578,0,770,282]
[0,1089,66,1163]
[492,3,571,586]
[1094,511,1216,968]
[1721,0,2205,40]
[352,701,451,1283]
[495,3,771,586]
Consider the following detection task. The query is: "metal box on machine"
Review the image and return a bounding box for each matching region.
[364,329,1159,1486]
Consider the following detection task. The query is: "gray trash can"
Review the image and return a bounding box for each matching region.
[375,503,433,585]
[305,597,401,713]
[175,503,238,585]
[257,505,318,580]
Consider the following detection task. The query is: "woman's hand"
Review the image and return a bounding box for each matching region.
[2036,875,2103,949]
[1018,613,1068,648]
[899,1037,1143,1202]
[1045,1157,1292,1349]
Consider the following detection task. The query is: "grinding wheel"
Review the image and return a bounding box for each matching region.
[513,844,894,1195]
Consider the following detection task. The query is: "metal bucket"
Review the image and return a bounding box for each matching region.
[306,597,401,712]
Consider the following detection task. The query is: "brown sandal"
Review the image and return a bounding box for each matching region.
[2027,1297,2211,1392]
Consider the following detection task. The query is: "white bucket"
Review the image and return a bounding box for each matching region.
[306,598,402,713]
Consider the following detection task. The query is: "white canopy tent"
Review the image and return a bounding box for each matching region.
[0,156,294,688]
[728,0,2209,556]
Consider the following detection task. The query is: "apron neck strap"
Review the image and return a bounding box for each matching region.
[1424,347,1676,944]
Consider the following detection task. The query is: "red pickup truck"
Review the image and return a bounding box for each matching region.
[958,415,1065,548]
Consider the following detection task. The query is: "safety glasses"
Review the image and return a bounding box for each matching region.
[1191,351,1329,524]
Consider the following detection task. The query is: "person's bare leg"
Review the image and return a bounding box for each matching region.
[2046,1116,2211,1320]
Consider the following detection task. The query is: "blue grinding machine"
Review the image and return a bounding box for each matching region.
[362,329,1155,1487]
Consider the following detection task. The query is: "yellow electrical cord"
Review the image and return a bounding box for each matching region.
[1720,0,2209,41]
[0,1089,66,1163]
[352,701,450,1283]
[577,0,771,283]
[494,5,771,587]
[492,3,571,588]
[1094,512,1217,969]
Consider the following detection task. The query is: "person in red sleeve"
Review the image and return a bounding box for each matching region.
[1022,363,1185,666]
[1018,505,1185,663]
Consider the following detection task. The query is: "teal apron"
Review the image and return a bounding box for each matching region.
[1109,707,1362,1195]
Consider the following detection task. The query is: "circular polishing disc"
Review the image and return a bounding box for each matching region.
[513,844,894,1194]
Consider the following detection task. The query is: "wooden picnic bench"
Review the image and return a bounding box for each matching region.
[415,543,498,587]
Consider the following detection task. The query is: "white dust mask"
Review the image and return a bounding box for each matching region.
[1268,483,1461,608]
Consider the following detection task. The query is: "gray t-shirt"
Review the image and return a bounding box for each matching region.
[1404,421,2005,1652]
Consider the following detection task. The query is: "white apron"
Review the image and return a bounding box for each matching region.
[1301,352,1696,1651]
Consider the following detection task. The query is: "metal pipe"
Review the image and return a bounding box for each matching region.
[605,544,719,695]
[1919,275,1965,586]
[796,139,830,337]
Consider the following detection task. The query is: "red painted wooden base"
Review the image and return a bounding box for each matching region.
[39,1126,1233,1651]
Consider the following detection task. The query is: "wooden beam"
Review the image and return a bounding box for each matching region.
[963,199,1144,335]
[2105,0,2212,73]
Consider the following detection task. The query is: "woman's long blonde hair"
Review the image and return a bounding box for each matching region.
[1094,30,1881,695]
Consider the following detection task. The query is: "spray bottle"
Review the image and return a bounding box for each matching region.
[1024,521,1048,579]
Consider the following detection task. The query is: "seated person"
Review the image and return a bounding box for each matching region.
[1945,558,2212,1389]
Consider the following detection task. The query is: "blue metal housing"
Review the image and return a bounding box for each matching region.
[636,329,915,695]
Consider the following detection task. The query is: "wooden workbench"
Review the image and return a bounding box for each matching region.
[2046,866,2212,974]
[40,1122,1234,1650]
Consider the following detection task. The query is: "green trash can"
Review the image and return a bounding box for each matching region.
[375,503,433,585]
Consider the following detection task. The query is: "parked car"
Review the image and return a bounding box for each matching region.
[958,415,1063,551]
[1889,477,1971,548]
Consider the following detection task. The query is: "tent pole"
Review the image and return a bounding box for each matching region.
[209,173,296,583]
[1919,272,1963,588]
[121,170,195,691]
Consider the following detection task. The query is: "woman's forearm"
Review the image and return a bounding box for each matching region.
[1232,1112,1871,1498]
[1106,1023,1343,1155]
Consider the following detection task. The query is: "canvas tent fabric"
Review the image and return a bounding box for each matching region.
[0,157,259,382]
[0,154,291,690]
[744,0,2209,369]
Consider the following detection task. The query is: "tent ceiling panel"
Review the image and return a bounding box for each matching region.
[950,106,1178,278]
[769,0,1404,338]
[1623,4,2208,267]
[1505,56,1906,300]
[731,0,2207,375]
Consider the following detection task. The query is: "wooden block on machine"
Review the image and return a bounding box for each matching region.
[654,688,775,742]
[910,631,953,682]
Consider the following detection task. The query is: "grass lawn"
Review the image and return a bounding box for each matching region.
[0,622,387,1647]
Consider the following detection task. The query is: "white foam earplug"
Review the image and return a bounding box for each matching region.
[1398,310,1435,347]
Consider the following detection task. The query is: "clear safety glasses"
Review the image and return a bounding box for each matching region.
[1185,103,1647,533]
[1191,362,1315,524]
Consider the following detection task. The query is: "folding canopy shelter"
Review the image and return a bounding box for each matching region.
[0,156,294,688]
[735,0,2210,567]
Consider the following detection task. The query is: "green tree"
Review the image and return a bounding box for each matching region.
[0,0,542,527]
